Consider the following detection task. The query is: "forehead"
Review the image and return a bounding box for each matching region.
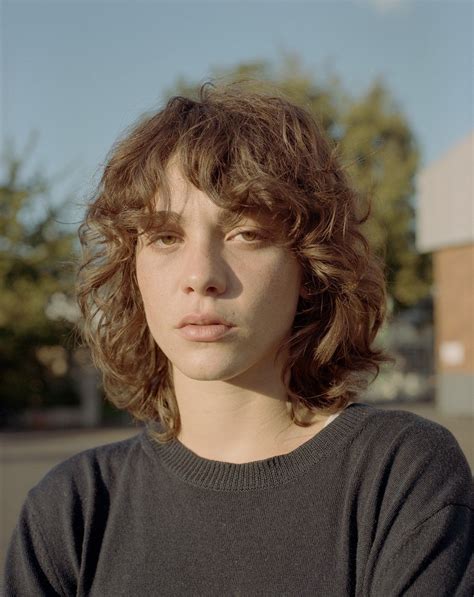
[151,163,224,224]
[154,161,208,214]
[162,161,191,198]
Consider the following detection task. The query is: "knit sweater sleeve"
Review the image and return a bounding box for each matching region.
[363,417,474,597]
[4,495,69,596]
[3,448,97,597]
[371,503,473,596]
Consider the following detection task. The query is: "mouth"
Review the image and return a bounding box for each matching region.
[177,323,235,342]
[177,313,234,328]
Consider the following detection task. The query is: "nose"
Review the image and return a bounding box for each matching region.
[180,239,227,297]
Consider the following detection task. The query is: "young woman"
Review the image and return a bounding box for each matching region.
[5,82,473,596]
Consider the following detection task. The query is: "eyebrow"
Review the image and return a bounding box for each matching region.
[147,209,261,229]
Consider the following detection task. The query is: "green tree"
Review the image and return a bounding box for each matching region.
[166,54,431,311]
[0,140,79,423]
[340,80,431,308]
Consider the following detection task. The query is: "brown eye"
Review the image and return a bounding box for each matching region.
[160,235,177,245]
[236,230,264,242]
[149,234,179,247]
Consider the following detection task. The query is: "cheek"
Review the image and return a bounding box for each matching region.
[136,261,152,307]
[247,258,302,325]
[136,250,167,298]
[136,257,166,330]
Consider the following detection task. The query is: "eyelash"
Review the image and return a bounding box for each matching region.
[148,229,267,248]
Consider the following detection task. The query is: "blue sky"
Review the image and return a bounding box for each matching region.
[1,0,473,218]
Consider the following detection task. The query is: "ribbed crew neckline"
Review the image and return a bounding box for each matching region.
[142,402,375,491]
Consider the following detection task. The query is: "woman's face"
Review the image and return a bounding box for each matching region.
[136,162,304,385]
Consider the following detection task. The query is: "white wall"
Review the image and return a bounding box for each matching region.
[416,131,474,253]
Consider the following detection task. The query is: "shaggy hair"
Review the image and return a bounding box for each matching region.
[77,81,390,443]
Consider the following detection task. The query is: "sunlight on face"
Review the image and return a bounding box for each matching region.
[135,162,303,384]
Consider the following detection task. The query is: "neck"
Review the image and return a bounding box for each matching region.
[172,361,327,464]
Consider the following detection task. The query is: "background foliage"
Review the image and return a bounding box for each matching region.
[0,139,79,424]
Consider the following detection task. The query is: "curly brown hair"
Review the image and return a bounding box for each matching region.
[77,80,390,443]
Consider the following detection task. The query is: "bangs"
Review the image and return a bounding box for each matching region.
[171,95,314,242]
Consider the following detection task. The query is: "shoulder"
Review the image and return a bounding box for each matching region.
[346,406,474,594]
[349,403,473,514]
[351,402,468,453]
[358,402,469,460]
[6,433,146,595]
[26,431,145,513]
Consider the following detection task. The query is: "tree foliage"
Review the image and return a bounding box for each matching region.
[166,54,432,310]
[0,140,79,421]
[339,80,431,308]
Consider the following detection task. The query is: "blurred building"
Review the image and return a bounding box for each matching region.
[417,131,473,416]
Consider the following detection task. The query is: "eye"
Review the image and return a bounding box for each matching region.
[148,233,179,247]
[233,229,265,242]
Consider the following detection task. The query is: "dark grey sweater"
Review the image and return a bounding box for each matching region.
[4,403,474,596]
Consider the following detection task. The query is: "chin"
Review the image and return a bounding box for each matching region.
[171,352,255,382]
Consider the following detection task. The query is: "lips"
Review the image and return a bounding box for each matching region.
[178,323,234,342]
[177,313,234,328]
[176,313,235,342]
